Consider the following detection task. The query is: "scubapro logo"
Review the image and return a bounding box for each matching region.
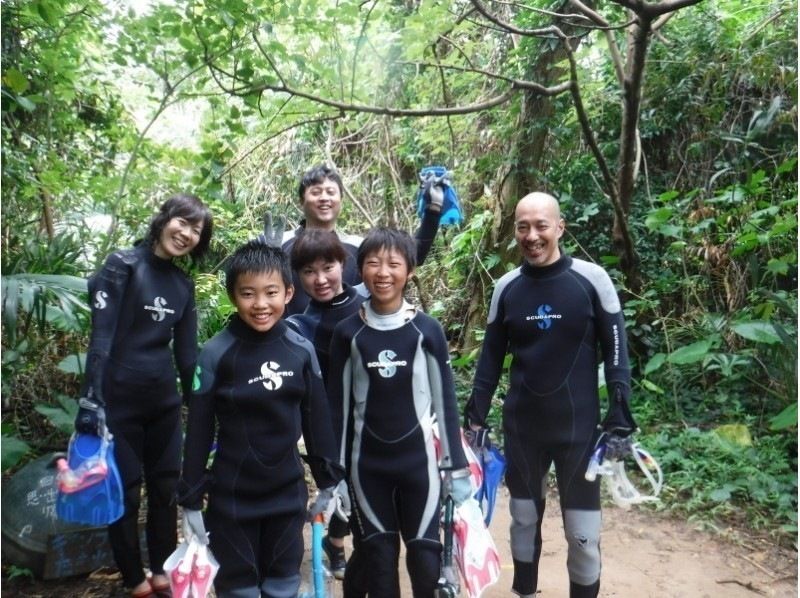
[144,296,175,322]
[249,361,294,391]
[526,304,561,330]
[94,291,108,310]
[367,349,408,378]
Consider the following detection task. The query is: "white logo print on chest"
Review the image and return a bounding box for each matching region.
[366,349,408,378]
[144,296,176,321]
[249,361,295,391]
[94,291,108,310]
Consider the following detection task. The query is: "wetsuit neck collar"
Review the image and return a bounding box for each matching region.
[308,284,359,310]
[360,299,416,330]
[521,252,571,279]
[138,243,173,270]
[228,314,288,341]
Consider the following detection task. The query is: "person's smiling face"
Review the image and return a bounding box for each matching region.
[153,217,203,259]
[299,258,344,303]
[361,248,412,314]
[514,193,564,267]
[232,270,294,332]
[301,177,342,230]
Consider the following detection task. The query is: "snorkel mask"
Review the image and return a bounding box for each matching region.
[585,432,663,509]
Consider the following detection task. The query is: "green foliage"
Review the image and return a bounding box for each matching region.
[639,424,797,543]
[1,0,795,544]
[1,432,31,471]
[34,393,79,437]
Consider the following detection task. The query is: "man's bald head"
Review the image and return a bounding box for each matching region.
[514,192,565,267]
[515,192,561,221]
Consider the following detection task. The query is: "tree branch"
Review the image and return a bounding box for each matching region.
[610,0,705,19]
[470,0,562,37]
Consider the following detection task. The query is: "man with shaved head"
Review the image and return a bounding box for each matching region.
[465,192,636,598]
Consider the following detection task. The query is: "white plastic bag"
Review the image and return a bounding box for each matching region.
[163,535,220,598]
[453,498,501,598]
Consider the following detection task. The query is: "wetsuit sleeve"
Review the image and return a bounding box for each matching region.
[424,318,468,471]
[299,341,344,488]
[82,252,132,404]
[326,323,352,469]
[172,282,198,400]
[178,339,223,510]
[594,271,636,431]
[465,280,509,428]
[414,206,443,266]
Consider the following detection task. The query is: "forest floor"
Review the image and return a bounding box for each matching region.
[2,486,796,597]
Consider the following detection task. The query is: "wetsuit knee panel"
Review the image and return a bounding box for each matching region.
[510,498,541,561]
[563,509,601,585]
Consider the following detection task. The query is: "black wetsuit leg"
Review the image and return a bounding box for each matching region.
[106,377,181,587]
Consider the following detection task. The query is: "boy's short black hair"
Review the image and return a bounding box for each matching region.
[146,193,214,258]
[298,164,344,201]
[290,229,348,271]
[225,240,292,298]
[357,227,417,272]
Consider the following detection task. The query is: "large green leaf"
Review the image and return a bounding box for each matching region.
[731,321,782,345]
[1,434,31,471]
[770,402,798,431]
[667,340,713,365]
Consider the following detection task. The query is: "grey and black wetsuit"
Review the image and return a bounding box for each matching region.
[466,254,632,598]
[328,301,467,598]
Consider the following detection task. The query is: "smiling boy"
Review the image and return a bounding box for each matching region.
[327,227,472,597]
[178,241,345,598]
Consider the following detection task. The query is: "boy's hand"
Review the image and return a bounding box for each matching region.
[443,470,474,506]
[308,480,350,521]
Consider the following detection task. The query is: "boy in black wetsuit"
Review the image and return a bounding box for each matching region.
[465,192,637,598]
[178,241,345,598]
[327,227,473,598]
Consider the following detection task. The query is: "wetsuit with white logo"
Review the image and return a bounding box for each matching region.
[328,301,467,598]
[465,254,631,598]
[281,209,441,316]
[179,317,342,597]
[82,243,197,588]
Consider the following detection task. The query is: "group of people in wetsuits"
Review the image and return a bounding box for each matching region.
[78,164,636,598]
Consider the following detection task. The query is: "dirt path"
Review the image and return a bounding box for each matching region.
[3,487,796,597]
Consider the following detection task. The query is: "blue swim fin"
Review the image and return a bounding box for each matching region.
[477,446,506,525]
[55,431,124,526]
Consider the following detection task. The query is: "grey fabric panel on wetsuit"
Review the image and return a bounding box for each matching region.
[563,508,602,586]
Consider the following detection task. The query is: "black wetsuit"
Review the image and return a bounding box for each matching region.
[328,301,468,598]
[82,244,196,588]
[281,209,441,316]
[286,284,367,383]
[179,317,342,597]
[465,254,632,598]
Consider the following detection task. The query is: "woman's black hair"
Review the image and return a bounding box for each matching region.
[146,193,214,259]
[297,164,344,201]
[225,240,292,298]
[356,227,417,272]
[290,229,348,271]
